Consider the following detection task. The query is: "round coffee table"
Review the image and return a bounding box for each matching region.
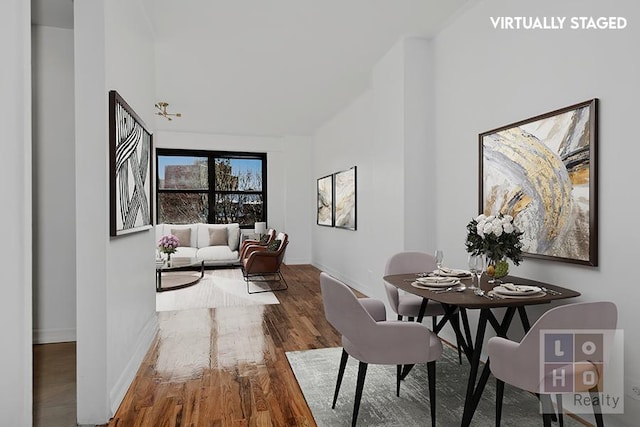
[156,257,205,292]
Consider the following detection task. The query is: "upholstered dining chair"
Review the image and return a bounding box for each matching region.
[320,272,443,427]
[239,228,276,260]
[241,232,288,294]
[487,301,618,427]
[384,251,462,363]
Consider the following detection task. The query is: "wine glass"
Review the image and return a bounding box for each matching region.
[467,254,477,290]
[435,250,444,273]
[472,256,486,290]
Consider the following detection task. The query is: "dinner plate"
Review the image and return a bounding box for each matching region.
[412,279,459,289]
[493,284,542,296]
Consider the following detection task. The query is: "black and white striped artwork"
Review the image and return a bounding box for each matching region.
[109,90,153,236]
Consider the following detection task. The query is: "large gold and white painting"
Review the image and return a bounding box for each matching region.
[317,174,333,227]
[480,99,597,266]
[334,166,357,230]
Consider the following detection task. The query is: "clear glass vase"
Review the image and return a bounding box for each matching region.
[486,257,509,284]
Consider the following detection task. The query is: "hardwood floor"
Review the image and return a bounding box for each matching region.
[105,264,341,426]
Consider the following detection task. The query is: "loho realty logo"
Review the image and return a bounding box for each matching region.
[540,329,624,414]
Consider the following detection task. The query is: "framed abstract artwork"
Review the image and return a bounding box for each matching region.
[109,90,154,236]
[317,174,334,227]
[479,99,598,265]
[334,166,357,231]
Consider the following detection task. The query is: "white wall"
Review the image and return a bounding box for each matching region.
[0,0,32,425]
[75,0,158,423]
[283,135,313,264]
[313,38,435,302]
[155,131,313,264]
[32,25,77,344]
[432,1,640,425]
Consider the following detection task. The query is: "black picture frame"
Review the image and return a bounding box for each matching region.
[479,99,598,266]
[317,174,334,227]
[109,90,154,236]
[334,166,357,231]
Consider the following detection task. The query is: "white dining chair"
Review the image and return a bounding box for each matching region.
[487,301,617,427]
[320,272,443,427]
[384,251,462,363]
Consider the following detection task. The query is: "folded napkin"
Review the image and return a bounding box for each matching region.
[435,267,471,277]
[502,283,536,292]
[417,276,457,284]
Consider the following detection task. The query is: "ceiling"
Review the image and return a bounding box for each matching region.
[32,0,471,136]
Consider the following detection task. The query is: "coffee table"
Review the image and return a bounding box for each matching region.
[156,257,205,292]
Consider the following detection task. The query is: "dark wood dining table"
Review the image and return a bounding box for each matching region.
[383,273,581,427]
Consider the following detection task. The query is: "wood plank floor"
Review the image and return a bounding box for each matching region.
[105,264,342,426]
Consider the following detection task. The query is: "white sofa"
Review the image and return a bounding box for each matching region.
[156,223,242,266]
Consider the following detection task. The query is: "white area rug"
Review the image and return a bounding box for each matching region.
[156,268,279,311]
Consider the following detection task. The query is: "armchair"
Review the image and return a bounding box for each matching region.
[241,232,289,294]
[320,272,442,427]
[384,251,462,364]
[239,228,276,260]
[487,301,618,427]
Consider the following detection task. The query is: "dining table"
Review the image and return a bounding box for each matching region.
[383,272,581,427]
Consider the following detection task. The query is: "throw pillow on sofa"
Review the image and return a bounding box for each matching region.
[267,239,281,251]
[171,228,191,247]
[209,227,228,246]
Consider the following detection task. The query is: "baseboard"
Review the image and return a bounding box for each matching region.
[33,327,76,344]
[310,262,367,295]
[283,257,311,265]
[109,314,159,416]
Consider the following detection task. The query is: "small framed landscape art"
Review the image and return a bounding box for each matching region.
[317,174,334,227]
[334,166,357,231]
[479,99,598,266]
[109,90,154,236]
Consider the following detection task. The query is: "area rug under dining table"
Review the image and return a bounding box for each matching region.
[286,344,586,427]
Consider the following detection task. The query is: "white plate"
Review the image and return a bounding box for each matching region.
[412,279,459,289]
[493,284,542,296]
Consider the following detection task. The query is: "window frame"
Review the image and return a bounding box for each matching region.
[156,148,267,228]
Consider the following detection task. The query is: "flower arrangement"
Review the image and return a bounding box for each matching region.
[465,214,524,265]
[158,234,180,256]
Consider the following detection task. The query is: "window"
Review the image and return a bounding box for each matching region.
[156,149,266,227]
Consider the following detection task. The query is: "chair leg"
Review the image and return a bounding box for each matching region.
[556,394,564,427]
[352,362,368,427]
[400,364,415,380]
[590,387,604,427]
[396,365,402,397]
[427,361,436,427]
[495,379,504,427]
[245,270,289,294]
[332,349,349,409]
[540,394,554,427]
[397,314,403,321]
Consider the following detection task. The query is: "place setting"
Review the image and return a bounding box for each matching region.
[410,276,461,291]
[429,249,473,278]
[488,283,546,299]
[409,250,472,291]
